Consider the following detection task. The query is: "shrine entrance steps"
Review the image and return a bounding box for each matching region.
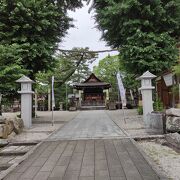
[80,105,106,110]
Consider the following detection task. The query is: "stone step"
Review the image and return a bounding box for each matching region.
[80,106,106,110]
[0,151,27,156]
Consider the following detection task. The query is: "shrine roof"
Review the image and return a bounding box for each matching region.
[73,73,111,89]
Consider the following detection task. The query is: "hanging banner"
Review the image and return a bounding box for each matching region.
[117,72,127,107]
[52,76,55,108]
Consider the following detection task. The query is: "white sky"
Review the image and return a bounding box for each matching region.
[59,3,118,70]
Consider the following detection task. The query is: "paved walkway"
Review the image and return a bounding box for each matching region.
[4,139,160,180]
[50,111,125,140]
[3,110,164,180]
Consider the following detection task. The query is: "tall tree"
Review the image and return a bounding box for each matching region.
[36,47,96,108]
[93,55,139,100]
[0,0,85,112]
[57,47,96,85]
[93,0,180,75]
[93,55,119,100]
[36,48,96,86]
[0,0,84,79]
[0,44,27,114]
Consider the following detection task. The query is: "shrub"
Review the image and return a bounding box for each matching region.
[153,98,164,112]
[137,106,143,115]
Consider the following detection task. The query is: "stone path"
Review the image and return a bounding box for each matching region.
[50,111,125,140]
[3,110,164,180]
[4,139,160,180]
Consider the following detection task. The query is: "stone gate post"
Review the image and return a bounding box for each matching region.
[16,76,34,128]
[138,71,156,125]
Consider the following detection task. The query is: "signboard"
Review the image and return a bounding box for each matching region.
[163,73,173,87]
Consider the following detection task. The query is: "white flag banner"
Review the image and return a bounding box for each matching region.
[52,76,55,108]
[117,72,127,107]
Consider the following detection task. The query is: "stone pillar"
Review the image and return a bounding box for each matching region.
[16,76,34,128]
[138,71,156,125]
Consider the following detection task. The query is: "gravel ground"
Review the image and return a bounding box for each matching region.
[107,109,162,137]
[8,124,63,142]
[138,140,180,180]
[2,111,79,142]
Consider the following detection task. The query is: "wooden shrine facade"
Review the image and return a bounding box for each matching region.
[73,73,111,107]
[156,71,179,108]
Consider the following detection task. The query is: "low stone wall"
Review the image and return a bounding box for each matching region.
[165,133,180,149]
[146,112,164,133]
[0,116,24,139]
[166,108,180,132]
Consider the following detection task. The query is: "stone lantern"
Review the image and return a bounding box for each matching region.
[16,76,34,128]
[138,71,156,125]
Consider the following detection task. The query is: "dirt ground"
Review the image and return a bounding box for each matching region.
[2,111,79,142]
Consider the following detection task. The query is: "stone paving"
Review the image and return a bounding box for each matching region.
[50,111,125,140]
[3,110,164,180]
[0,145,33,165]
[3,139,160,180]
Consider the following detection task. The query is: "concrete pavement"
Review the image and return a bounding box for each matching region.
[50,111,126,140]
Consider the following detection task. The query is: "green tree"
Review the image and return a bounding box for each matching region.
[35,47,96,109]
[0,0,85,113]
[93,55,119,100]
[0,0,84,79]
[93,0,180,75]
[57,48,96,85]
[93,55,139,100]
[0,44,27,114]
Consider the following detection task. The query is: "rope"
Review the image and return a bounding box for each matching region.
[57,49,119,54]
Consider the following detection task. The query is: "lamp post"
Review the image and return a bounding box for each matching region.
[16,76,34,128]
[138,71,156,125]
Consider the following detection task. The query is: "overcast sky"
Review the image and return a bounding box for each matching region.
[59,3,118,70]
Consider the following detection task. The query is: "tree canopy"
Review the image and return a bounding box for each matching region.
[0,0,87,106]
[36,47,96,107]
[93,55,139,100]
[0,0,85,79]
[93,0,180,75]
[36,47,96,87]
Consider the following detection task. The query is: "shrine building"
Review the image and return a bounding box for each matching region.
[73,73,111,109]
